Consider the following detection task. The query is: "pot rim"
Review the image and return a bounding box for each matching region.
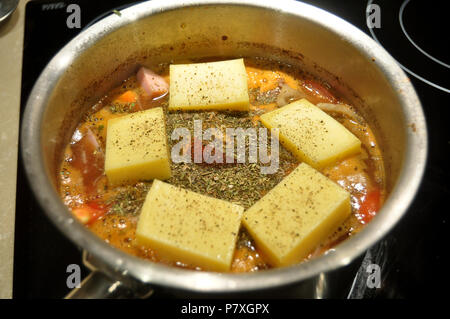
[21,0,427,293]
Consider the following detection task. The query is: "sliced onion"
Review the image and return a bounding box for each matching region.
[317,103,362,122]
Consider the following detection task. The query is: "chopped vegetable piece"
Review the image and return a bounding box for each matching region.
[260,99,361,168]
[136,180,244,271]
[243,163,351,267]
[137,67,169,99]
[169,59,250,111]
[105,107,171,185]
[71,128,104,193]
[114,90,138,104]
[302,79,337,103]
[357,189,381,224]
[246,67,300,92]
[276,82,306,107]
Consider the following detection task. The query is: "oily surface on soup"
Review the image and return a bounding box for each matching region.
[58,57,385,272]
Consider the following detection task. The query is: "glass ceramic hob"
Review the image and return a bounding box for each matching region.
[14,0,449,298]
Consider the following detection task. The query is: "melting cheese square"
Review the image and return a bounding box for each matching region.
[243,163,351,267]
[136,180,244,271]
[260,99,361,168]
[169,58,250,111]
[105,107,171,185]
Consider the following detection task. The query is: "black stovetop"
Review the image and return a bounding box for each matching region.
[13,0,450,298]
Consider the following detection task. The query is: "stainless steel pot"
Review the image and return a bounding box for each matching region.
[21,0,427,298]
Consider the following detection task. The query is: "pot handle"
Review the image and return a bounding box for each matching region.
[65,250,154,299]
[65,271,154,299]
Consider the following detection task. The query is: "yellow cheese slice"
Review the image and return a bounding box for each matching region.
[260,99,361,168]
[136,180,244,271]
[105,107,171,185]
[243,163,351,267]
[169,58,250,111]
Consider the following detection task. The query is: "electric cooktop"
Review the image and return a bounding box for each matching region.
[13,0,449,298]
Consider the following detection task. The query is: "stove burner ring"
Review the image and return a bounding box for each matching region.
[399,0,449,69]
[367,0,450,93]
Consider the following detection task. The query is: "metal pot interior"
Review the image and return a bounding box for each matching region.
[22,0,427,293]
